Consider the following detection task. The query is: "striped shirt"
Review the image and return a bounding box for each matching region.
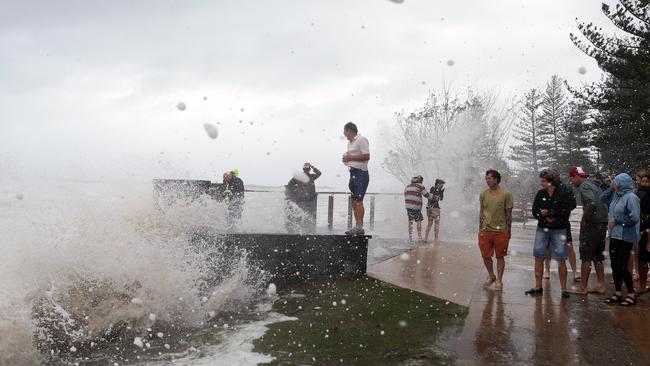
[404,182,429,210]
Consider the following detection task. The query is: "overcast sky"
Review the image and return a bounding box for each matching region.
[0,0,615,190]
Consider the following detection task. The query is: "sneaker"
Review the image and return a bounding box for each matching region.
[345,226,365,236]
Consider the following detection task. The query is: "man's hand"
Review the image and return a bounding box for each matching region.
[342,154,349,162]
[540,209,549,217]
[608,218,616,230]
[545,217,556,224]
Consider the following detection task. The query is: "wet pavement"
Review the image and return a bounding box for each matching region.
[367,227,650,365]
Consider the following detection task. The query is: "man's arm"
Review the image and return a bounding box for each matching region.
[343,137,370,162]
[343,153,370,162]
[506,208,513,235]
[479,193,484,231]
[532,191,543,220]
[311,166,322,180]
[579,185,597,225]
[505,192,514,234]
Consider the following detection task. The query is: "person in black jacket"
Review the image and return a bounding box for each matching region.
[636,169,650,292]
[525,169,577,299]
[223,169,245,230]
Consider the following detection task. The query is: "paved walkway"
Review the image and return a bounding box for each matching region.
[367,227,650,365]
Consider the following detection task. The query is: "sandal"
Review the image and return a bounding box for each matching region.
[561,291,570,299]
[604,294,623,304]
[525,287,543,295]
[620,296,637,306]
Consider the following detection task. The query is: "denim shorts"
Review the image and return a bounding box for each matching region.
[533,227,568,261]
[349,168,369,200]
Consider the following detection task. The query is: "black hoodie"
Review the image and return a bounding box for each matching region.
[532,181,577,229]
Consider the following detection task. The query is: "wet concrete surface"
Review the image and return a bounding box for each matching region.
[367,227,650,365]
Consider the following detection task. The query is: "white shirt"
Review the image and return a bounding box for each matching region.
[344,134,370,171]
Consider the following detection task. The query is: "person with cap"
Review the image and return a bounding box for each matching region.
[223,169,245,230]
[342,122,370,236]
[525,169,576,299]
[479,169,513,291]
[404,175,429,242]
[601,173,641,306]
[287,162,321,200]
[568,167,609,295]
[425,178,446,242]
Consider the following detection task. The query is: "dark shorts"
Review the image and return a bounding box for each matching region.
[349,168,369,200]
[638,230,650,263]
[579,223,607,262]
[566,221,573,243]
[406,208,424,222]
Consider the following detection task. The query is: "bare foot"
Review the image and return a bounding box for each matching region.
[568,287,588,295]
[588,287,605,294]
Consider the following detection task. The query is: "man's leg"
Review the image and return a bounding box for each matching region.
[480,232,496,288]
[424,218,433,242]
[408,219,413,240]
[558,260,568,292]
[567,241,579,280]
[483,257,496,280]
[533,257,544,289]
[570,260,591,294]
[593,261,605,293]
[434,215,441,240]
[544,247,551,279]
[353,199,365,226]
[496,257,506,287]
[639,260,648,293]
[416,221,423,240]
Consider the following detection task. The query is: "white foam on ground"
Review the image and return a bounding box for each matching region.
[150,312,296,366]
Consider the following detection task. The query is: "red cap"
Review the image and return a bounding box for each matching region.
[568,167,589,178]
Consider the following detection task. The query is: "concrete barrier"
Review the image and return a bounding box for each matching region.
[191,232,370,286]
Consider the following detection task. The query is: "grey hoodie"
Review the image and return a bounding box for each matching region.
[601,173,641,243]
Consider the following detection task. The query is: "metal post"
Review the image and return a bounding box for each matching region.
[328,195,334,231]
[347,195,353,230]
[369,195,375,231]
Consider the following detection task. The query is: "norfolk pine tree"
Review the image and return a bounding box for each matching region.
[570,0,650,171]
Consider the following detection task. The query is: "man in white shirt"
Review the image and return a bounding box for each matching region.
[342,122,370,235]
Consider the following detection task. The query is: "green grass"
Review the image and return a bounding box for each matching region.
[253,277,468,365]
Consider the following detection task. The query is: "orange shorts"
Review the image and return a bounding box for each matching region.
[478,231,510,258]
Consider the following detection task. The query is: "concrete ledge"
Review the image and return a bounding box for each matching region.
[191,232,370,286]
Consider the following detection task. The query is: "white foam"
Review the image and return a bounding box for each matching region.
[0,179,262,365]
[149,312,296,366]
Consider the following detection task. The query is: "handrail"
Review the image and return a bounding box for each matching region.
[245,189,401,196]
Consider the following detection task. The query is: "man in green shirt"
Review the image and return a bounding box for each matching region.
[479,169,513,291]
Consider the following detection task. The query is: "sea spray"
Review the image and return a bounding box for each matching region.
[0,180,266,365]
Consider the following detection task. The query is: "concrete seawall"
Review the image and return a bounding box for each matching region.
[192,232,370,286]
